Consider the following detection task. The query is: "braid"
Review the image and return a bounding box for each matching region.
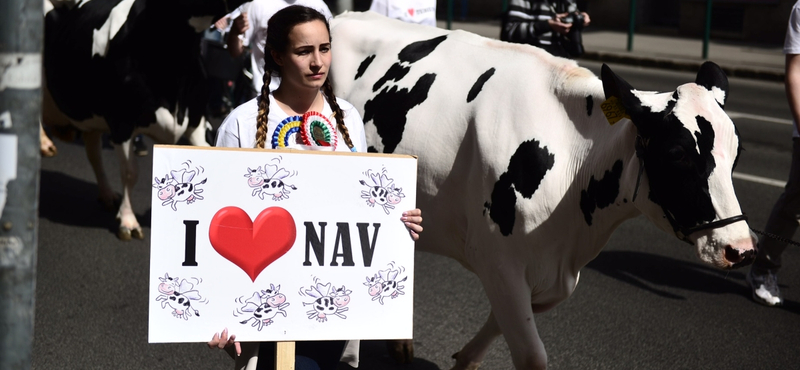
[255,70,272,149]
[322,78,354,150]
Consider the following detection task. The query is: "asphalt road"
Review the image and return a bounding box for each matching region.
[32,62,800,370]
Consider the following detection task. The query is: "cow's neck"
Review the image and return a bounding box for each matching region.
[556,86,645,271]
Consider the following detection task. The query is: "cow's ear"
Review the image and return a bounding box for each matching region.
[601,64,641,114]
[601,64,658,135]
[695,61,728,108]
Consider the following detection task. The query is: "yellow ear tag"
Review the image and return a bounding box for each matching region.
[600,96,631,125]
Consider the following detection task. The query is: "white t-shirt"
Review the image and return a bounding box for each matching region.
[215,92,367,152]
[238,0,333,93]
[786,1,800,137]
[369,0,437,27]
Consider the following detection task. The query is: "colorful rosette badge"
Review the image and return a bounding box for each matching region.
[300,111,338,148]
[271,116,302,149]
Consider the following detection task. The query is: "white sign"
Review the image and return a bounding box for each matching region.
[148,145,417,343]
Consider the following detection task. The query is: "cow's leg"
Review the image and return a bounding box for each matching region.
[184,117,211,147]
[480,273,546,370]
[451,311,502,370]
[114,139,144,240]
[83,131,118,211]
[386,339,414,364]
[39,122,57,157]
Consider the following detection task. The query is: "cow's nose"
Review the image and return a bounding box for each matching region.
[725,245,756,268]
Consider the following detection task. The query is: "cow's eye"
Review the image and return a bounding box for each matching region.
[667,146,687,163]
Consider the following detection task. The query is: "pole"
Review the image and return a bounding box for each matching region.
[447,0,453,30]
[0,0,43,368]
[703,0,713,59]
[627,0,637,51]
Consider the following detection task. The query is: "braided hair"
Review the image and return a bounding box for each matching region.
[254,5,354,151]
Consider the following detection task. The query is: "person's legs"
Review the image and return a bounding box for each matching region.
[748,138,800,305]
[256,341,346,370]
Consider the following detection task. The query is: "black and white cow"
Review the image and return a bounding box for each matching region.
[42,0,247,239]
[330,12,756,370]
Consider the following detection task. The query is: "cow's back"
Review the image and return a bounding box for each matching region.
[331,12,603,261]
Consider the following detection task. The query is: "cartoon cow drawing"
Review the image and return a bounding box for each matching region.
[303,283,351,322]
[238,284,290,331]
[360,169,405,214]
[155,273,203,320]
[364,268,407,305]
[244,164,297,201]
[154,168,206,211]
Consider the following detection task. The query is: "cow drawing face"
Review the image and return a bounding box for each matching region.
[245,167,266,188]
[332,286,352,308]
[602,62,755,269]
[153,174,177,201]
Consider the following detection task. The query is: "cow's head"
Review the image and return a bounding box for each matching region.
[365,275,384,297]
[332,286,352,307]
[245,166,266,187]
[601,62,756,269]
[157,273,179,294]
[262,284,286,307]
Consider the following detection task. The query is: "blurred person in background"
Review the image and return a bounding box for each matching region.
[501,0,590,59]
[746,0,800,307]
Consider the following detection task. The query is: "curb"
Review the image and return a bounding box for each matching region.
[579,51,785,82]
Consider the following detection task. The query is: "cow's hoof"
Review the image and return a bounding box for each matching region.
[40,144,57,158]
[118,226,145,240]
[386,339,414,364]
[451,352,481,370]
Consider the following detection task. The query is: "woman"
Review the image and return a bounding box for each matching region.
[209,5,423,370]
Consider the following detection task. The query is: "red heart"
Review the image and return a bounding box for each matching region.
[209,206,296,282]
[408,8,414,16]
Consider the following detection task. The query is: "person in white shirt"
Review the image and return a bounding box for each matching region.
[369,0,437,27]
[209,6,423,369]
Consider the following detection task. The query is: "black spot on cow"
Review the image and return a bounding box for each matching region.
[373,63,411,92]
[487,139,555,236]
[580,160,624,225]
[467,68,496,103]
[643,114,717,229]
[398,35,447,63]
[364,73,437,153]
[355,54,376,80]
[586,96,594,116]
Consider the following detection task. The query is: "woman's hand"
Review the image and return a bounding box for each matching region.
[548,14,572,35]
[208,328,241,356]
[231,12,250,35]
[402,209,423,241]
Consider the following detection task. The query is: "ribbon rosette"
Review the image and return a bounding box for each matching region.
[271,116,303,149]
[300,111,337,148]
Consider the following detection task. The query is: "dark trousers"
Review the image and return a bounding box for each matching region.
[256,341,346,370]
[753,138,800,274]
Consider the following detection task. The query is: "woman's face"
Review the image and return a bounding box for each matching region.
[273,20,332,92]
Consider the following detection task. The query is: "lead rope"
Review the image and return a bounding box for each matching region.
[749,227,800,247]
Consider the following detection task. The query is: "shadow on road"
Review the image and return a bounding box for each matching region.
[39,169,151,233]
[337,340,442,370]
[586,250,800,314]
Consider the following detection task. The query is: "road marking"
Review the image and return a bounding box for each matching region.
[727,111,793,125]
[733,172,786,188]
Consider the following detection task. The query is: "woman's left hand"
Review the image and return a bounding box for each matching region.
[401,209,423,241]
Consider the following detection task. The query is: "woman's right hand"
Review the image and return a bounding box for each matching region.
[231,12,250,35]
[208,328,241,356]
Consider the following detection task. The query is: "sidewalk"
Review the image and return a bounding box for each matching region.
[437,20,786,82]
